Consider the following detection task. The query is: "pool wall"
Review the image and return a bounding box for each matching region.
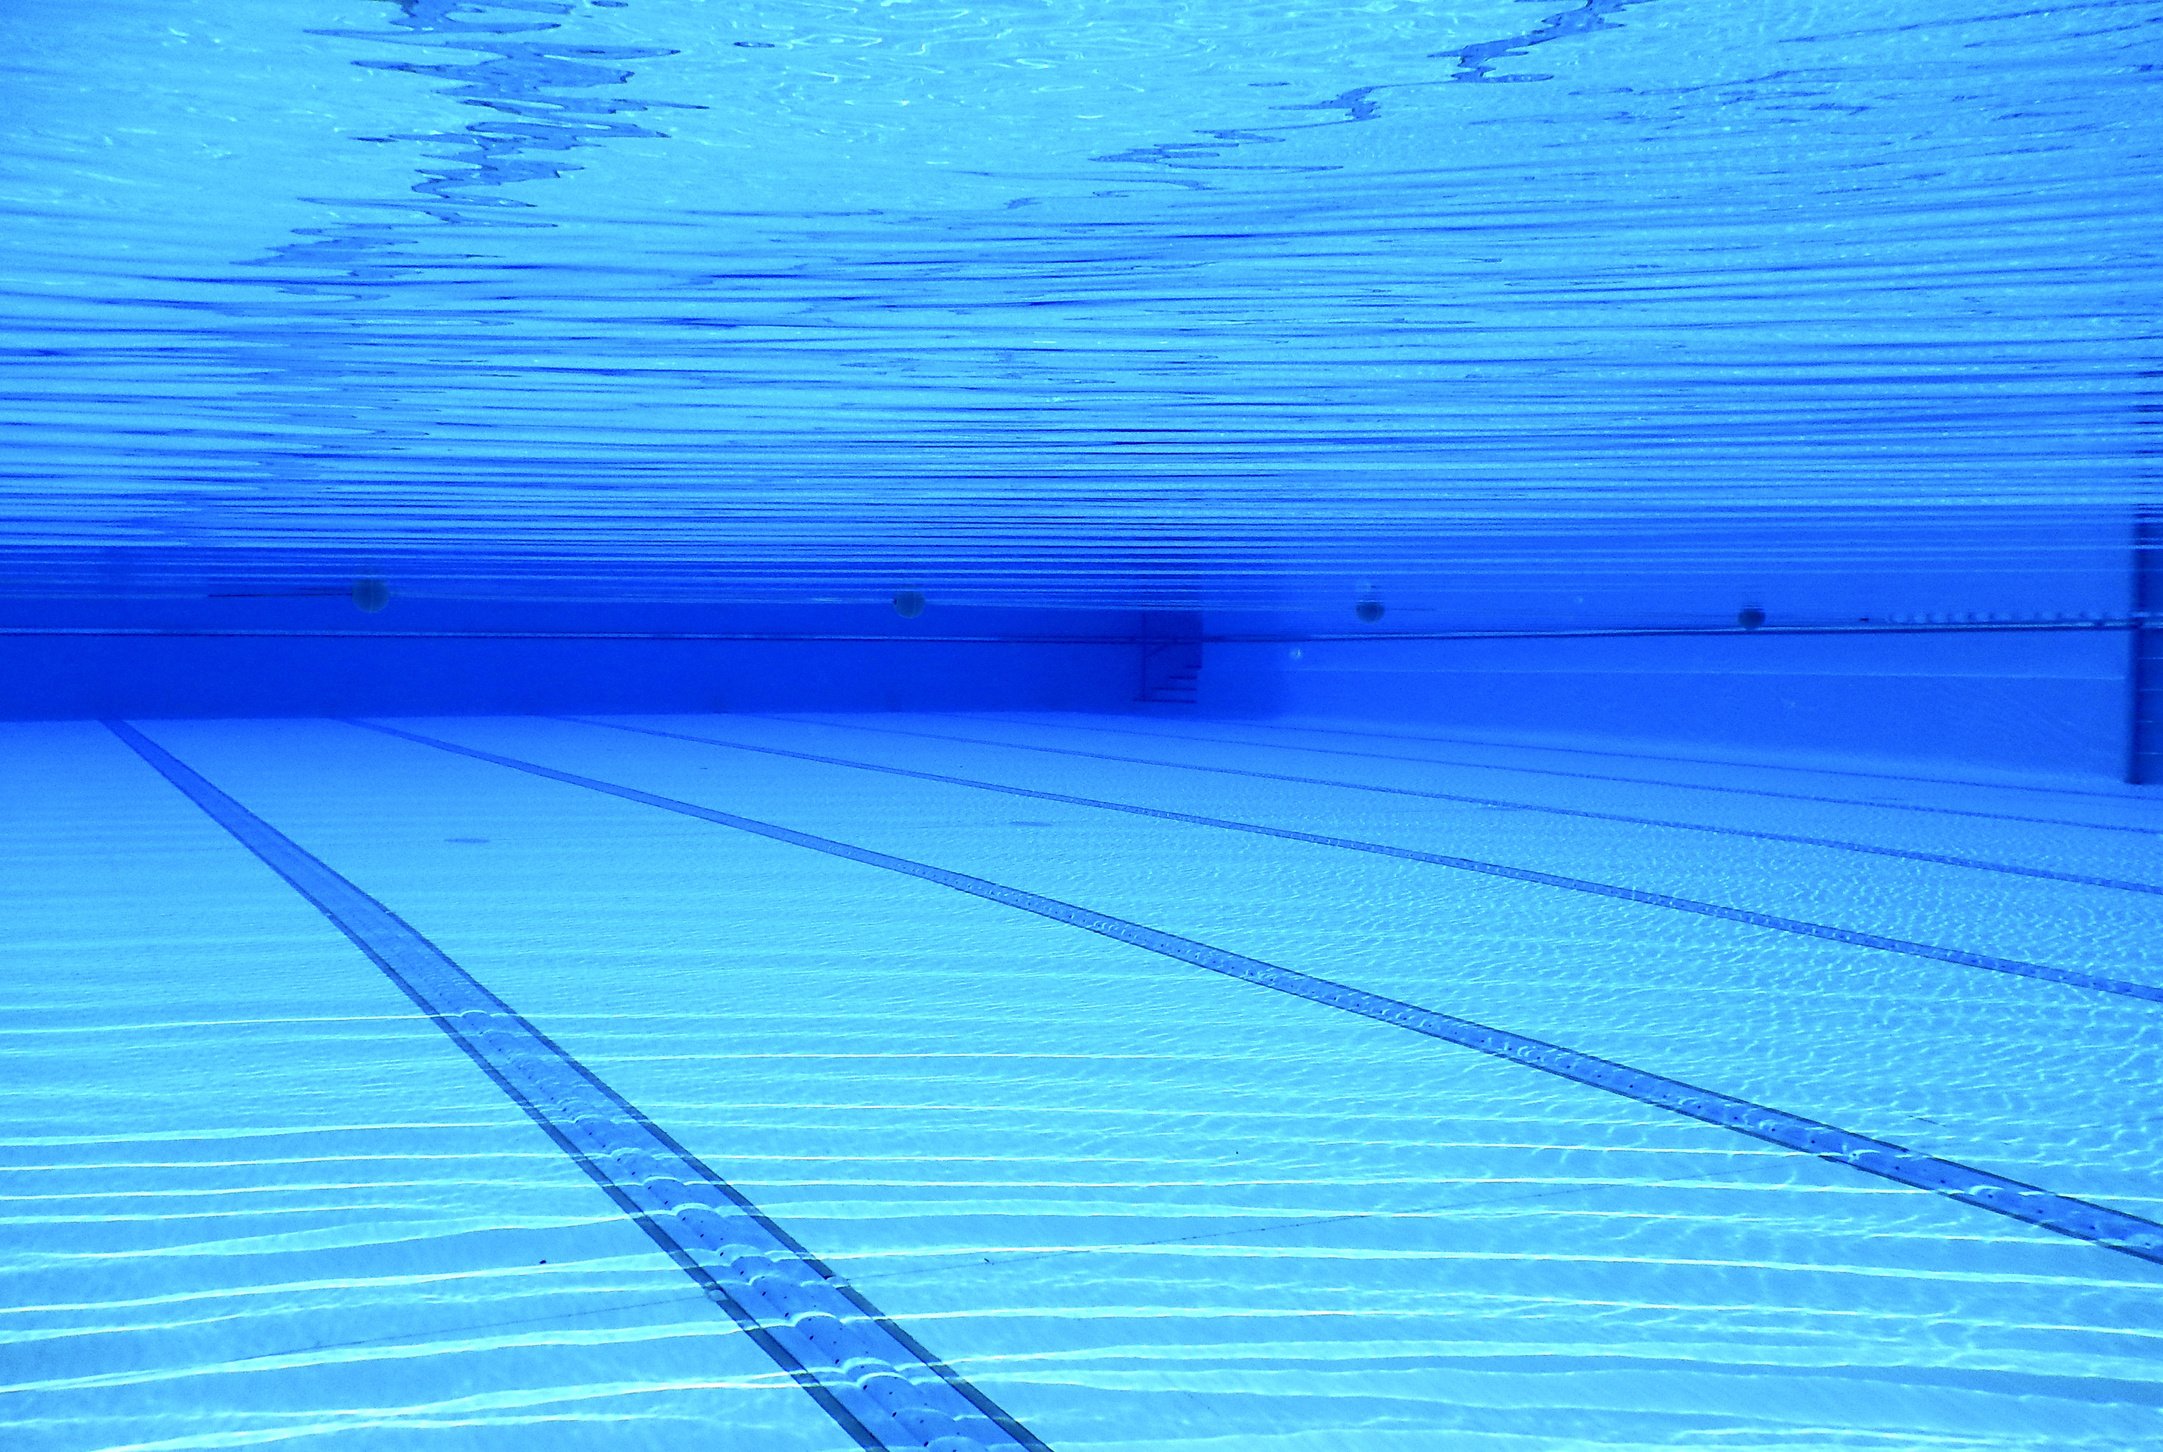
[1202,628,2134,777]
[5,604,2144,782]
[7,508,2150,777]
[0,601,1149,720]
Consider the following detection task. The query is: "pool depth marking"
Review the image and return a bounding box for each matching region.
[568,716,2163,1008]
[355,718,2163,1270]
[106,721,1050,1452]
[777,716,2163,897]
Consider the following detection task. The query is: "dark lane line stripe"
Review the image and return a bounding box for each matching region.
[771,716,2163,899]
[108,721,1049,1452]
[354,718,2163,1271]
[971,715,2163,838]
[1241,718,2159,806]
[565,717,2163,1008]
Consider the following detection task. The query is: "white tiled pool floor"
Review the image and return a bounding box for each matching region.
[5,714,2161,1450]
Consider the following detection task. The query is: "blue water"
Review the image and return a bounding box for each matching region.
[2,0,2156,615]
[5,1,2163,1448]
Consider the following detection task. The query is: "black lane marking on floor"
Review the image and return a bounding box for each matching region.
[969,714,2163,838]
[353,718,2163,1271]
[771,716,2163,899]
[1241,719,2162,806]
[566,717,2163,1008]
[107,720,1049,1452]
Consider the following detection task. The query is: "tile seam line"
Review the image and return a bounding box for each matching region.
[1041,714,2163,835]
[349,718,2163,1271]
[104,720,1051,1452]
[553,716,2163,1007]
[761,714,2163,903]
[1136,714,2152,828]
[1237,718,2157,805]
[854,714,2157,838]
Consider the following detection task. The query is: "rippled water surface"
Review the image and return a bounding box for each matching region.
[3,0,2157,614]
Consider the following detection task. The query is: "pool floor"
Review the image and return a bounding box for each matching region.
[4,713,2161,1449]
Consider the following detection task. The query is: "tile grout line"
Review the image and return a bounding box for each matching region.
[1002,713,2163,837]
[1218,717,2162,805]
[769,715,2163,897]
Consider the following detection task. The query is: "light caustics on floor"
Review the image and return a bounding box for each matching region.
[4,713,2161,1449]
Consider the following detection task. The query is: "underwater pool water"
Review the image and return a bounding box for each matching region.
[4,0,2162,1448]
[1,0,2155,613]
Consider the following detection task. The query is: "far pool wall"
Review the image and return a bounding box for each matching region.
[1190,509,2152,780]
[0,598,1149,720]
[1198,627,2133,779]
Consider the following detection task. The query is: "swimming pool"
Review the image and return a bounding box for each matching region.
[4,0,2161,1446]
